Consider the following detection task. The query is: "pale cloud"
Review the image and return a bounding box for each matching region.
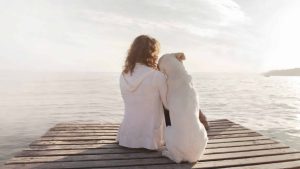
[82,0,250,36]
[209,0,249,26]
[2,0,295,73]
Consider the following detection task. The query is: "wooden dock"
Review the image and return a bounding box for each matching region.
[3,119,300,169]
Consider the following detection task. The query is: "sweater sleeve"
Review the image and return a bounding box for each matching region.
[155,72,168,109]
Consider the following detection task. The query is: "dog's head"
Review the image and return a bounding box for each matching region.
[158,53,186,76]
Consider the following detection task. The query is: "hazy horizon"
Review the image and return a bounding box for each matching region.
[1,0,300,73]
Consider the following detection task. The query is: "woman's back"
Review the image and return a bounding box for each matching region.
[117,63,167,150]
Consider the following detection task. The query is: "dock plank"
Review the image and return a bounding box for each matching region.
[29,135,270,146]
[19,143,288,157]
[7,147,299,164]
[4,119,300,169]
[27,139,277,151]
[43,129,256,137]
[225,160,300,169]
[5,153,300,169]
[38,132,262,141]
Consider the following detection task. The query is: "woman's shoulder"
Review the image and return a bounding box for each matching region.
[136,64,164,76]
[152,70,167,82]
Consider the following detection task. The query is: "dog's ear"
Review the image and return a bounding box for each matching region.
[175,53,186,62]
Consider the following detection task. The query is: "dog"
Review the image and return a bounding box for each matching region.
[158,53,208,163]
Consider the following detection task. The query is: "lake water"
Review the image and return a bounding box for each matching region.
[0,72,300,166]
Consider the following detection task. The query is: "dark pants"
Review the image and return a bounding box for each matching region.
[163,106,207,128]
[163,106,171,126]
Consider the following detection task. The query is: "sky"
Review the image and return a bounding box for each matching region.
[0,0,300,73]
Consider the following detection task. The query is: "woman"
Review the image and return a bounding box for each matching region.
[116,35,168,150]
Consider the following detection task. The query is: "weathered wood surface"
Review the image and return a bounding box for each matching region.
[4,119,300,169]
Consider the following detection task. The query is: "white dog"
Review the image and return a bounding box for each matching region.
[158,53,208,163]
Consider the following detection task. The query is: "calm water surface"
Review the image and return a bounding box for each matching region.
[0,72,300,165]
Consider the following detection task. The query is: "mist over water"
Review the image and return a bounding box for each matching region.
[0,72,300,165]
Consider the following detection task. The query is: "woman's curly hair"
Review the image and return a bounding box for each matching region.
[123,35,160,74]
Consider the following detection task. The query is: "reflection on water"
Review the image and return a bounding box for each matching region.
[0,72,300,165]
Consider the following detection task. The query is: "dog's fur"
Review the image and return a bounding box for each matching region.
[158,53,208,163]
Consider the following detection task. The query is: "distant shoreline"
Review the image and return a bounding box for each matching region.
[263,68,300,77]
